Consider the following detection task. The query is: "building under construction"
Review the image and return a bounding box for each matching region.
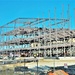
[0,13,75,58]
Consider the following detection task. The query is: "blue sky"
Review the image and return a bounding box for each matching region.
[0,0,75,29]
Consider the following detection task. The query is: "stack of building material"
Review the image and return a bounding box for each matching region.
[48,70,69,75]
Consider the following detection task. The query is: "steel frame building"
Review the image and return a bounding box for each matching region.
[0,6,75,57]
[0,16,75,58]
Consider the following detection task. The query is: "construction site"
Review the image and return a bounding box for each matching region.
[0,17,75,57]
[0,6,75,75]
[0,12,75,58]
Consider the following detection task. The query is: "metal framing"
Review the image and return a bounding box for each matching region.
[0,10,75,58]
